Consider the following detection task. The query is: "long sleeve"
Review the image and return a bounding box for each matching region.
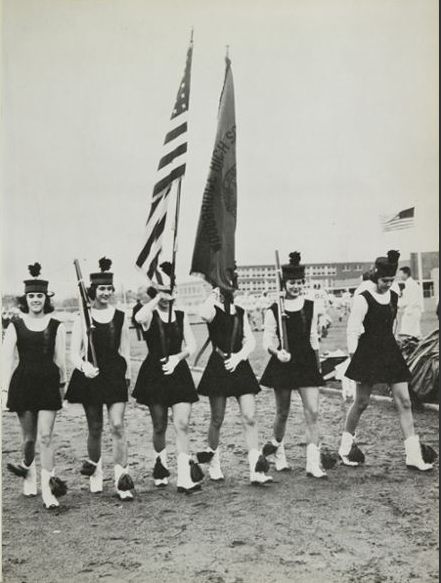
[199,295,216,323]
[182,313,196,358]
[263,308,279,353]
[236,311,256,360]
[70,316,85,371]
[347,294,368,354]
[2,324,17,390]
[119,314,131,380]
[54,324,67,384]
[310,302,320,350]
[134,298,159,331]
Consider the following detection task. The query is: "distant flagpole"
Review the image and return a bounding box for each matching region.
[136,32,193,281]
[190,48,237,293]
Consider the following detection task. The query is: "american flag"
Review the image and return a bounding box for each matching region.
[380,207,415,232]
[136,36,193,279]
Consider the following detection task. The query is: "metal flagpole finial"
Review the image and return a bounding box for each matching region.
[225,44,231,65]
[190,28,194,43]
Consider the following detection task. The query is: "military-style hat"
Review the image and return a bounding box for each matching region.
[282,251,305,281]
[90,257,114,286]
[23,263,53,295]
[374,250,400,278]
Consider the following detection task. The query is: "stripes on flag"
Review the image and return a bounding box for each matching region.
[381,207,415,232]
[136,37,193,279]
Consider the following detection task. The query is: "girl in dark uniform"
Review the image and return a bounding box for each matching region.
[261,252,327,479]
[3,264,67,508]
[133,263,202,493]
[198,282,272,486]
[65,258,135,499]
[339,250,433,471]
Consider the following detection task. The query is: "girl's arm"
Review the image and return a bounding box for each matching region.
[347,294,368,355]
[262,308,279,356]
[2,324,18,390]
[236,311,256,360]
[54,323,67,385]
[135,295,161,330]
[119,314,131,381]
[70,317,85,371]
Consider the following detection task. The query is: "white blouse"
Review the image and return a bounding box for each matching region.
[70,306,131,379]
[263,296,319,353]
[199,296,256,360]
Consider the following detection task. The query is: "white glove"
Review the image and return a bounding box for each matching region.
[224,353,242,373]
[277,349,291,363]
[82,361,99,378]
[162,355,180,375]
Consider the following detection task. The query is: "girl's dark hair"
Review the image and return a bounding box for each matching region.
[87,284,115,300]
[17,294,54,314]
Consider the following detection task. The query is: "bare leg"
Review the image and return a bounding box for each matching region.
[273,389,292,442]
[17,411,38,466]
[391,382,415,439]
[107,402,128,467]
[38,410,58,471]
[298,387,320,445]
[344,383,373,434]
[148,404,169,453]
[172,402,192,455]
[208,395,227,450]
[237,393,259,451]
[83,404,103,463]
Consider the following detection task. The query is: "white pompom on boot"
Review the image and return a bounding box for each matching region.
[405,435,434,472]
[90,458,103,493]
[208,448,224,481]
[41,468,59,509]
[306,444,327,479]
[23,460,37,497]
[248,449,273,485]
[114,464,134,501]
[153,449,170,487]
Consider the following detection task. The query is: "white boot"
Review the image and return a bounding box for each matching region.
[274,440,290,471]
[41,468,59,509]
[114,464,134,501]
[90,458,103,493]
[23,460,37,497]
[249,449,273,485]
[208,448,224,481]
[405,435,434,472]
[153,449,170,487]
[338,432,360,466]
[306,444,327,479]
[177,453,201,493]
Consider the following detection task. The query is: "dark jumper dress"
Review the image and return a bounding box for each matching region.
[65,309,128,405]
[260,301,323,391]
[345,290,411,384]
[7,318,62,412]
[197,305,261,398]
[132,310,198,408]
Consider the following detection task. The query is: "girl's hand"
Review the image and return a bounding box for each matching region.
[224,353,242,373]
[82,361,99,378]
[277,349,291,363]
[162,355,180,375]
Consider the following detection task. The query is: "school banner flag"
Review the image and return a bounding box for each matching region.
[190,56,237,291]
[136,34,193,280]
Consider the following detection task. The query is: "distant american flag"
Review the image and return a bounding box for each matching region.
[380,207,415,232]
[136,36,193,279]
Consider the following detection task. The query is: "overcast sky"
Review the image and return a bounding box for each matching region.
[2,0,439,298]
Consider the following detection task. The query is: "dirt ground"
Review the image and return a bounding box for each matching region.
[2,302,439,583]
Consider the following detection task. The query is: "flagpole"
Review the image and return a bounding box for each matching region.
[417,250,425,312]
[168,177,182,325]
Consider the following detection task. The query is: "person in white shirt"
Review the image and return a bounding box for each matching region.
[398,267,423,338]
[260,252,326,479]
[3,263,67,509]
[197,279,272,486]
[133,262,202,494]
[65,258,134,500]
[338,250,433,472]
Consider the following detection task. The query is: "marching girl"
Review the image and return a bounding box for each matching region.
[65,258,135,500]
[338,250,434,471]
[261,252,327,479]
[132,262,203,493]
[197,280,272,485]
[3,263,67,509]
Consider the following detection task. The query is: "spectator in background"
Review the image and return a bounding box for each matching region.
[398,267,424,338]
[132,298,144,341]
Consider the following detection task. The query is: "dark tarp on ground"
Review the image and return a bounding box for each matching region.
[406,329,439,403]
